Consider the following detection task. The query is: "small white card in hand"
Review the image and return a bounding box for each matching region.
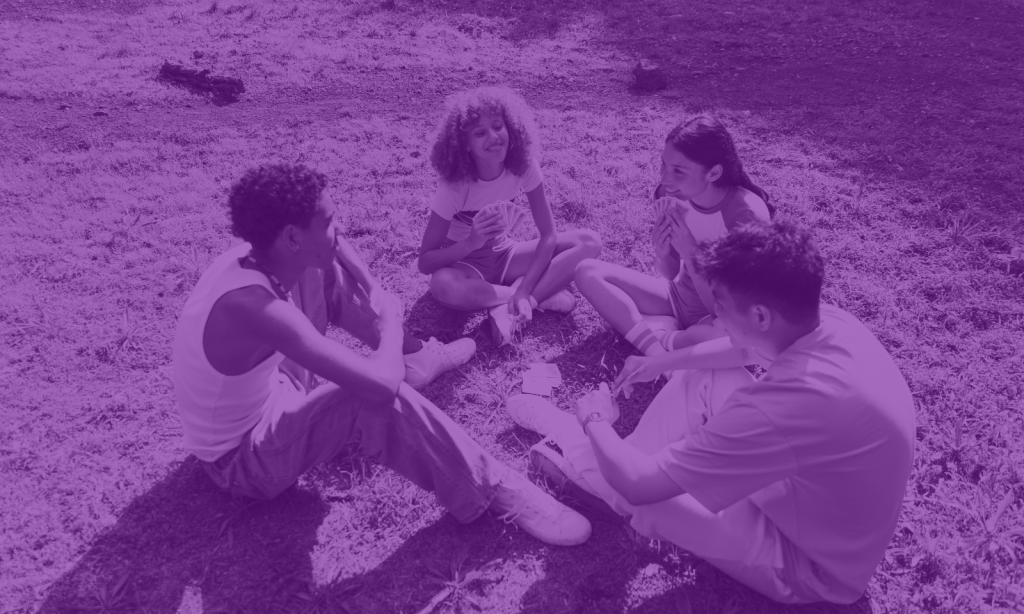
[654,197,687,223]
[483,200,527,234]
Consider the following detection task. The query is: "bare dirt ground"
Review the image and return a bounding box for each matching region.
[1,0,1023,612]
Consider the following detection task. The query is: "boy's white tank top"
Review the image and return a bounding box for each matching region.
[171,242,289,462]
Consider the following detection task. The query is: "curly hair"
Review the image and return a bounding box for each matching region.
[666,113,775,218]
[695,220,824,323]
[227,164,328,251]
[429,86,539,184]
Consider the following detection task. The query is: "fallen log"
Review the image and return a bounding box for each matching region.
[157,61,245,105]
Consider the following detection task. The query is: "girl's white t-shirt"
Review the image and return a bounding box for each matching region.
[430,159,544,245]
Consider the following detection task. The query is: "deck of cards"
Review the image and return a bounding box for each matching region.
[521,362,562,397]
[653,196,687,223]
[480,200,528,235]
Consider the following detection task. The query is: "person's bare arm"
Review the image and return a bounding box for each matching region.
[228,287,405,404]
[586,420,684,506]
[574,384,683,506]
[516,184,558,297]
[332,227,378,294]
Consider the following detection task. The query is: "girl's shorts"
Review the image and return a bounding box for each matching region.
[666,270,715,329]
[442,238,520,285]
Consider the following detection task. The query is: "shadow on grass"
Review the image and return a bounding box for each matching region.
[424,0,1024,220]
[37,456,330,613]
[34,455,543,614]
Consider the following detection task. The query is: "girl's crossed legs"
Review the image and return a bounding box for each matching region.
[574,259,726,354]
[429,229,601,310]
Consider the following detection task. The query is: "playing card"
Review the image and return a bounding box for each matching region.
[527,363,562,386]
[522,375,553,396]
[654,197,687,223]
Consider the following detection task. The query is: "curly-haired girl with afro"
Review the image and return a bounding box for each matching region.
[417,86,602,346]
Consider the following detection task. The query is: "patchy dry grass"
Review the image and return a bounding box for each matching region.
[1,0,1022,612]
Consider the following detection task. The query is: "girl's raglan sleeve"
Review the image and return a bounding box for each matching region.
[521,158,544,193]
[722,190,771,231]
[430,181,463,221]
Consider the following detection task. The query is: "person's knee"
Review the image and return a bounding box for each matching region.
[574,257,605,286]
[429,271,462,307]
[574,228,603,259]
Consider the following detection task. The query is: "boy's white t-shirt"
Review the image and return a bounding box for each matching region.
[430,159,544,245]
[655,305,916,601]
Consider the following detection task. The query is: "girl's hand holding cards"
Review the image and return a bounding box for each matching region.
[666,204,698,258]
[651,215,673,258]
[468,207,505,249]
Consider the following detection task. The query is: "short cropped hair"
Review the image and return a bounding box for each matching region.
[695,221,824,323]
[227,164,328,251]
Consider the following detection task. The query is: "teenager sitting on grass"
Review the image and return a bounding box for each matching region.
[575,114,771,356]
[171,164,591,546]
[506,221,915,602]
[418,86,602,345]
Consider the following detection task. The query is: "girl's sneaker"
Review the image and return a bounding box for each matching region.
[488,304,518,346]
[537,289,576,313]
[404,337,477,389]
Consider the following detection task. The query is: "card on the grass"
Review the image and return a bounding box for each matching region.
[522,375,553,396]
[528,363,562,385]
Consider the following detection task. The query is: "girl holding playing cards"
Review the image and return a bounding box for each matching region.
[418,86,602,345]
[575,114,772,357]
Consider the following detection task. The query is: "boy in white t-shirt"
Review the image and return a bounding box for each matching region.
[418,87,602,345]
[505,221,916,604]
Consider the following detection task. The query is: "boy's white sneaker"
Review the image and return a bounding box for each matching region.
[489,470,592,546]
[537,289,576,313]
[529,440,622,522]
[404,337,476,389]
[506,394,578,438]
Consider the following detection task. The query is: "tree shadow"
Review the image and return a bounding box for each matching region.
[37,456,330,613]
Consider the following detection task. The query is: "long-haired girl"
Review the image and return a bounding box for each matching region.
[575,113,771,356]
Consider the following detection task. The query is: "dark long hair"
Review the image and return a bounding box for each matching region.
[665,114,775,217]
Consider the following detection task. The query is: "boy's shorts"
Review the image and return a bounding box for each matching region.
[443,238,520,285]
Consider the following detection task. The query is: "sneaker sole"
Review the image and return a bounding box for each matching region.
[529,444,622,522]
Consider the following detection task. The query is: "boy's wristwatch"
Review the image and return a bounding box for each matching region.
[581,412,606,431]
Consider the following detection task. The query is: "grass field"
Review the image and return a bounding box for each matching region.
[1,0,1023,612]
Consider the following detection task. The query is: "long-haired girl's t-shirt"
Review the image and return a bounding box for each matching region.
[675,185,771,245]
